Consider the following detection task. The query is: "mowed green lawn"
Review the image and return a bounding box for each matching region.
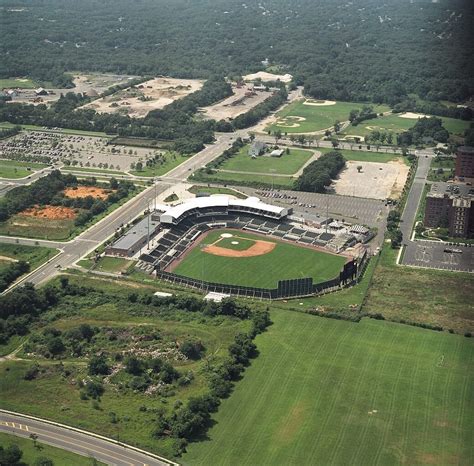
[317,147,406,164]
[0,159,49,179]
[193,170,295,189]
[0,78,37,89]
[183,311,474,466]
[173,230,346,288]
[268,100,389,133]
[130,152,190,177]
[0,243,57,269]
[220,146,313,175]
[0,433,105,466]
[343,114,470,138]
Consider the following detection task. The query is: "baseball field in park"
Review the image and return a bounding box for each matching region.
[184,311,474,466]
[171,229,346,288]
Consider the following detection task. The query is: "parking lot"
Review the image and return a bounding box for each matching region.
[241,187,387,227]
[403,241,474,272]
[0,131,162,171]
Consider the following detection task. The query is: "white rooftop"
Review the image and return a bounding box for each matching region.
[160,195,287,223]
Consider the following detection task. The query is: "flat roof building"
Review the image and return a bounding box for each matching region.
[455,146,474,179]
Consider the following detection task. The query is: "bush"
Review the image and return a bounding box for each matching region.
[84,379,104,399]
[88,354,110,376]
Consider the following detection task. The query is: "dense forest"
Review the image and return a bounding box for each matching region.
[1,0,473,104]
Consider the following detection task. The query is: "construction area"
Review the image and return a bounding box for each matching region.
[80,77,204,118]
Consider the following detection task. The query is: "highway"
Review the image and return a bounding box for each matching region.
[0,410,175,466]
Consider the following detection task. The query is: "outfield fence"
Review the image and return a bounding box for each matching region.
[155,252,369,300]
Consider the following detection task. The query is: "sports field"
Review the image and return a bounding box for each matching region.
[343,114,470,138]
[172,229,346,288]
[267,100,389,133]
[183,311,474,466]
[220,146,313,175]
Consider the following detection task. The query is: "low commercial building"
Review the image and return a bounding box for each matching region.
[424,182,474,238]
[106,215,161,257]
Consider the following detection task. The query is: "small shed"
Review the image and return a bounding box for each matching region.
[270,149,284,157]
[35,88,48,96]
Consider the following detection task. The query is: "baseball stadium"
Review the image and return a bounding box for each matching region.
[135,196,370,299]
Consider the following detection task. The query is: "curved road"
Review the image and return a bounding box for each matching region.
[0,410,176,466]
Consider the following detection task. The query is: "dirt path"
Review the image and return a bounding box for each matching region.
[0,255,18,263]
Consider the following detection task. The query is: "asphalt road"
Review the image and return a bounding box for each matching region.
[0,411,174,466]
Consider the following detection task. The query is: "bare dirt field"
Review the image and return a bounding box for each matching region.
[81,77,204,118]
[243,71,293,83]
[199,86,270,120]
[331,160,409,200]
[64,186,112,199]
[20,205,76,220]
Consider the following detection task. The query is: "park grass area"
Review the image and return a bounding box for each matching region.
[0,432,105,466]
[183,310,474,466]
[364,246,474,333]
[188,185,247,199]
[173,229,346,288]
[0,78,38,89]
[130,152,190,177]
[78,256,136,274]
[343,114,470,138]
[318,147,406,164]
[0,243,57,270]
[0,160,49,179]
[192,170,295,189]
[0,276,250,458]
[268,100,389,134]
[0,122,111,138]
[220,145,313,175]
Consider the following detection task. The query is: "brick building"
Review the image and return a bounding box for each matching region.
[455,146,474,179]
[424,182,474,238]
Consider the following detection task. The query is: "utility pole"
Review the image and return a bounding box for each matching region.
[147,199,151,249]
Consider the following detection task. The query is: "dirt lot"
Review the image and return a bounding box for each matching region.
[64,186,112,199]
[199,86,271,121]
[20,205,76,220]
[81,77,203,118]
[7,73,136,106]
[331,160,409,200]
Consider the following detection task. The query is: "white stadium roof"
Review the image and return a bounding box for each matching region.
[160,195,287,224]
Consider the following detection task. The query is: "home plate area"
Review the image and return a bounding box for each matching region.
[202,233,276,258]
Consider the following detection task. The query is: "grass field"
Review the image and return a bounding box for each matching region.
[317,147,406,164]
[267,100,389,134]
[0,243,57,270]
[183,311,473,466]
[0,78,38,89]
[130,153,190,177]
[0,122,111,138]
[364,246,474,333]
[343,114,470,138]
[78,256,136,274]
[0,275,250,458]
[62,166,124,176]
[0,432,105,466]
[0,160,49,179]
[220,146,313,175]
[192,170,295,189]
[188,185,247,199]
[173,229,346,288]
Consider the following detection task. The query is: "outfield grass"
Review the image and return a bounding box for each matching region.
[0,433,105,466]
[188,185,247,199]
[183,311,474,466]
[220,146,313,175]
[0,160,49,179]
[130,152,190,177]
[173,229,346,288]
[343,114,470,138]
[364,246,474,333]
[268,100,389,134]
